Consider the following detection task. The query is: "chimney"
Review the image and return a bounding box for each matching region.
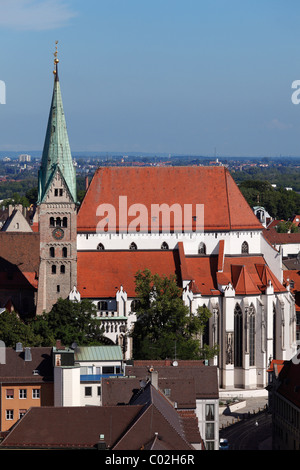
[150,370,158,390]
[24,347,32,361]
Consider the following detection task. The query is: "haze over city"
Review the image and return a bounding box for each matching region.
[1,0,300,157]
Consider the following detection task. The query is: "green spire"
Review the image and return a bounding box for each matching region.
[38,48,77,204]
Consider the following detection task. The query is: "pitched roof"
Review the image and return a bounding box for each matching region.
[263,227,300,245]
[0,383,202,450]
[77,245,286,299]
[0,232,40,290]
[77,249,181,298]
[276,361,300,409]
[0,347,53,383]
[77,166,263,232]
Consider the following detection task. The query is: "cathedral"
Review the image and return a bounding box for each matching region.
[0,55,296,391]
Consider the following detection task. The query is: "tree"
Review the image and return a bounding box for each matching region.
[0,311,40,347]
[131,269,219,361]
[31,298,105,347]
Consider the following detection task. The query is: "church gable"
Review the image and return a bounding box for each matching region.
[43,166,75,205]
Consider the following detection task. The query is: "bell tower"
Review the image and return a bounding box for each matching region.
[36,42,78,315]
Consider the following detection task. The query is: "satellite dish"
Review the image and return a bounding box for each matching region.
[71,342,78,350]
[140,380,147,389]
[172,360,178,367]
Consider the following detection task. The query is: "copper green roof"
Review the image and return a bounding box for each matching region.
[38,66,77,204]
[74,346,123,362]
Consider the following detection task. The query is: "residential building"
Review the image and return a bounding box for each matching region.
[267,359,300,450]
[103,360,219,450]
[0,380,203,450]
[0,345,53,433]
[52,342,124,406]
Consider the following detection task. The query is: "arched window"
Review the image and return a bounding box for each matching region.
[161,242,169,250]
[60,265,65,274]
[56,217,61,227]
[198,242,206,254]
[234,304,243,367]
[62,247,67,258]
[97,243,105,251]
[98,301,108,311]
[50,217,55,227]
[129,242,137,250]
[49,247,55,258]
[63,217,68,228]
[241,241,249,254]
[249,304,255,367]
[51,265,56,275]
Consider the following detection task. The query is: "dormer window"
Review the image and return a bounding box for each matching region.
[129,242,137,250]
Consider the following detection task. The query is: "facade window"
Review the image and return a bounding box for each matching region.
[60,265,65,274]
[19,389,27,399]
[32,389,40,399]
[59,189,63,196]
[56,217,61,227]
[50,217,55,227]
[241,241,249,254]
[62,247,67,258]
[97,243,105,251]
[85,387,92,397]
[164,388,171,397]
[198,242,206,254]
[205,404,215,421]
[50,247,55,258]
[57,285,60,293]
[63,217,67,227]
[6,410,13,420]
[98,301,108,311]
[161,242,169,250]
[54,189,58,196]
[234,304,243,367]
[249,305,256,367]
[205,422,215,440]
[52,265,56,274]
[103,366,114,375]
[97,386,101,396]
[6,389,14,399]
[19,409,27,419]
[129,242,137,250]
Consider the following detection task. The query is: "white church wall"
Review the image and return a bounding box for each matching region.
[77,230,262,256]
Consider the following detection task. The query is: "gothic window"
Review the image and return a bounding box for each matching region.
[249,305,255,367]
[98,301,108,311]
[241,241,249,254]
[63,217,68,228]
[62,247,67,258]
[129,242,137,250]
[49,247,55,258]
[273,304,277,360]
[198,242,206,254]
[97,243,105,251]
[161,242,169,250]
[60,265,65,274]
[50,217,55,227]
[234,304,243,367]
[51,265,56,274]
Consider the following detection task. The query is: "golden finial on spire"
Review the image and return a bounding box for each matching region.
[53,40,59,75]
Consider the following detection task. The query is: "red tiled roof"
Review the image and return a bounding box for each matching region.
[78,246,286,299]
[263,227,300,245]
[77,249,181,298]
[283,270,300,311]
[77,166,263,232]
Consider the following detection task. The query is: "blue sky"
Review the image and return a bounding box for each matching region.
[1,0,300,157]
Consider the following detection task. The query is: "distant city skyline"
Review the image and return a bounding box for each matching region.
[1,1,300,157]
